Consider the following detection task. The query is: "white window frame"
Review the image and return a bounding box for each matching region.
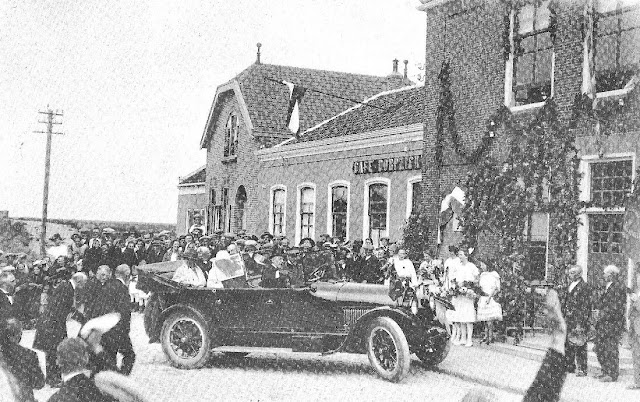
[295,183,316,245]
[588,0,640,98]
[327,180,350,241]
[504,4,556,112]
[406,176,422,219]
[577,152,636,280]
[363,177,391,243]
[269,185,287,237]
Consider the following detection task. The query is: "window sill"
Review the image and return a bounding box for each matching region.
[596,86,633,100]
[509,101,546,113]
[222,155,237,163]
[582,207,625,214]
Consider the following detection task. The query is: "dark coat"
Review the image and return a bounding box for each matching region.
[84,279,117,321]
[120,248,138,268]
[0,290,16,323]
[83,247,103,275]
[47,373,116,402]
[561,279,592,330]
[145,247,165,264]
[360,255,382,284]
[2,341,45,400]
[596,280,627,339]
[33,280,75,352]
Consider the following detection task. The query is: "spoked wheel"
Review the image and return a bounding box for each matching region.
[161,311,211,369]
[366,317,411,382]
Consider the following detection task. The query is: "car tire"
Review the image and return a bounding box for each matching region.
[144,294,161,341]
[365,317,411,382]
[415,338,451,367]
[161,310,211,369]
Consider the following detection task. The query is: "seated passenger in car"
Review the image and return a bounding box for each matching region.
[172,249,206,287]
[261,251,292,288]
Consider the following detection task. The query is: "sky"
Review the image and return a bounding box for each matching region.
[0,0,426,224]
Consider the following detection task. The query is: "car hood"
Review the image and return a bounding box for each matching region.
[310,282,397,306]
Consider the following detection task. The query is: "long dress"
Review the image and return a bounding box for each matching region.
[447,260,479,323]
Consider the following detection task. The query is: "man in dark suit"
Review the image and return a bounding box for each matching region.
[33,272,87,386]
[362,244,383,284]
[104,264,135,375]
[1,318,45,400]
[561,265,591,376]
[47,337,116,402]
[0,271,17,322]
[594,264,627,382]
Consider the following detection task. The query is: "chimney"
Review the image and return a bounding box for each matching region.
[392,59,399,74]
[256,43,262,64]
[403,60,408,80]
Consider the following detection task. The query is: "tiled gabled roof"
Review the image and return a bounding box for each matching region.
[284,85,424,144]
[178,165,206,185]
[202,63,409,146]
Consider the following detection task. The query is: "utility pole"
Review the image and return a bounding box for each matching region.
[34,107,63,256]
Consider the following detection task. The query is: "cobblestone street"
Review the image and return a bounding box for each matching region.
[19,313,637,402]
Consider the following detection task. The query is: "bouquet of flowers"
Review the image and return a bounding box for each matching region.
[448,279,480,299]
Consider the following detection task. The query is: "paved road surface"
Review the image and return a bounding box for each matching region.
[22,313,637,402]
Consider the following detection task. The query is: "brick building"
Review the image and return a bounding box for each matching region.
[198,53,410,236]
[256,85,423,245]
[418,0,639,286]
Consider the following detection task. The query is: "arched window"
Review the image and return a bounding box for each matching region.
[223,114,239,157]
[271,187,286,236]
[328,183,349,239]
[364,179,390,246]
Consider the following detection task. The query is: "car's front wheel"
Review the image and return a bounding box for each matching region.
[365,317,411,382]
[161,310,211,369]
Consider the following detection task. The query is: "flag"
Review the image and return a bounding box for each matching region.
[623,189,640,262]
[283,80,306,136]
[438,187,465,244]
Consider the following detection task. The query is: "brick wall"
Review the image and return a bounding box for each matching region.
[206,91,261,234]
[420,0,640,280]
[257,135,423,244]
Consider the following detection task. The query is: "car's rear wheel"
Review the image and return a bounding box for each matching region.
[161,310,211,369]
[144,293,161,342]
[365,317,411,382]
[415,337,451,367]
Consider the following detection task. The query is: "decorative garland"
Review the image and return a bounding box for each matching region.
[460,99,583,288]
[435,62,512,165]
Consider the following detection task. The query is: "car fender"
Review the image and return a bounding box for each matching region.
[158,303,213,339]
[340,306,415,353]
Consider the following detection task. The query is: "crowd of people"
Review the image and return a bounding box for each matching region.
[1,224,640,400]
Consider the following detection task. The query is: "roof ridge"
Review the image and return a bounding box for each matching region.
[246,62,393,81]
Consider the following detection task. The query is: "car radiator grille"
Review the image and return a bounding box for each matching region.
[342,307,370,327]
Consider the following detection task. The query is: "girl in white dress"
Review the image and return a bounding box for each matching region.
[476,264,502,344]
[448,249,479,346]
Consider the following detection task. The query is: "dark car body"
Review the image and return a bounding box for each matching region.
[137,260,450,382]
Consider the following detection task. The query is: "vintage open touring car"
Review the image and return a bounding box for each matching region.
[137,259,451,382]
